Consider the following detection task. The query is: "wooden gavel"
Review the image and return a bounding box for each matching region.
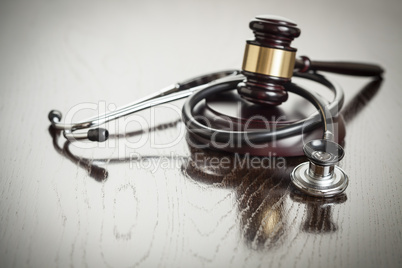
[237,15,384,106]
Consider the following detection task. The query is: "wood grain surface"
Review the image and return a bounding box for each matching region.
[1,1,401,267]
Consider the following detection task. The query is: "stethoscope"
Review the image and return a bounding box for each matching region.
[48,15,383,198]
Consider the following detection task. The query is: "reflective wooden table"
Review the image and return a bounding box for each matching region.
[1,1,401,267]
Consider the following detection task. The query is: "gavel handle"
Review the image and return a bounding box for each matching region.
[296,57,384,77]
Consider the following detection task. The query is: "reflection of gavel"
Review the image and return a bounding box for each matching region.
[237,15,383,106]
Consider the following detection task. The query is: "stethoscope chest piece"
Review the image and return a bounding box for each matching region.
[290,139,349,197]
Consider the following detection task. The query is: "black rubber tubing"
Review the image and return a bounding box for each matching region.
[181,72,344,145]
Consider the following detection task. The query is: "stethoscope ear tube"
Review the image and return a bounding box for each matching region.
[48,70,241,142]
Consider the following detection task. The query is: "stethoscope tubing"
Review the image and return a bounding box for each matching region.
[182,72,344,144]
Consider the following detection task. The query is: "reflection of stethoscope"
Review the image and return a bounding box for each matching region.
[48,15,383,197]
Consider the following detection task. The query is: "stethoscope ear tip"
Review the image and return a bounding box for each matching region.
[87,128,109,142]
[48,110,62,123]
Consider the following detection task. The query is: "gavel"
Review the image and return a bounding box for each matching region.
[237,15,383,106]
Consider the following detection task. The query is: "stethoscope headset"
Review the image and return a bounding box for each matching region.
[48,15,383,198]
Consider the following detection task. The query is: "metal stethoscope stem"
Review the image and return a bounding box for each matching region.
[49,70,240,141]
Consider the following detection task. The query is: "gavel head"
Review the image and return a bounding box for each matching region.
[237,15,301,106]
